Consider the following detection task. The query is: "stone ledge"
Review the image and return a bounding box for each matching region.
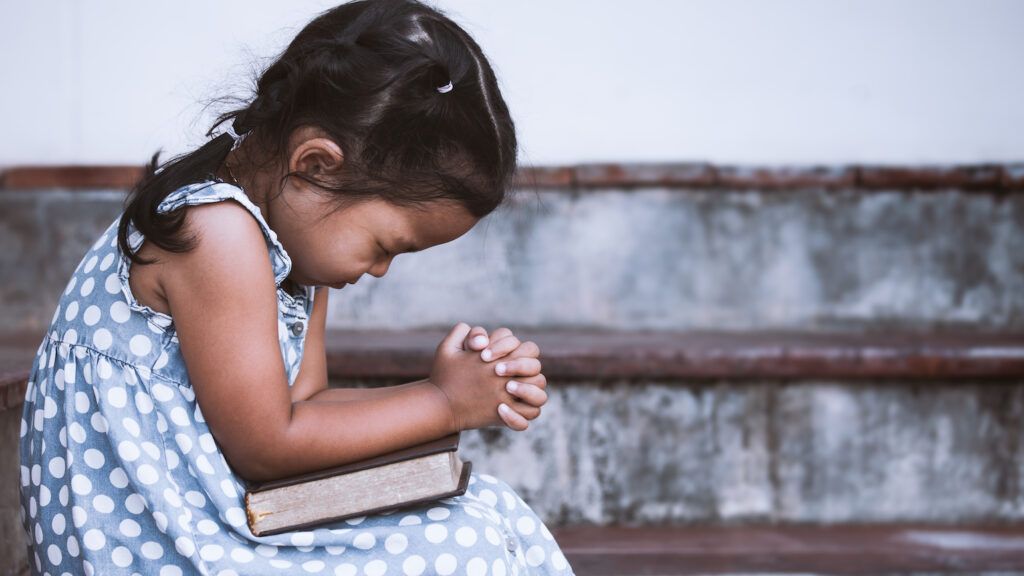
[549,523,1024,575]
[3,328,1023,411]
[2,163,1024,191]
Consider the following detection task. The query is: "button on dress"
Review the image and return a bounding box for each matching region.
[18,179,575,575]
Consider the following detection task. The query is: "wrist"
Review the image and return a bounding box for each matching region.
[423,379,460,434]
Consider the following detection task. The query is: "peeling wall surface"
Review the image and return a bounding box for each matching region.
[2,185,1023,525]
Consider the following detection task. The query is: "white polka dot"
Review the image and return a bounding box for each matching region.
[110,300,131,323]
[200,544,224,561]
[552,549,569,570]
[125,492,145,514]
[485,525,502,545]
[135,390,154,414]
[47,543,63,565]
[48,456,66,478]
[255,544,278,557]
[52,513,66,535]
[111,545,133,567]
[196,454,215,475]
[335,563,358,576]
[84,255,99,273]
[525,544,546,566]
[104,272,121,294]
[435,553,457,575]
[455,526,478,547]
[364,560,387,576]
[136,464,159,484]
[92,494,114,513]
[170,406,190,426]
[402,555,426,576]
[215,504,243,528]
[385,533,408,554]
[269,559,293,569]
[137,540,162,560]
[478,488,498,507]
[110,467,130,489]
[93,328,112,350]
[31,464,40,485]
[516,516,536,536]
[344,515,366,525]
[291,531,315,546]
[64,300,79,321]
[100,253,115,271]
[175,536,195,557]
[399,514,422,526]
[185,490,206,508]
[492,557,508,576]
[198,433,217,453]
[424,523,448,544]
[120,518,142,538]
[151,383,174,402]
[467,557,488,576]
[353,531,375,549]
[74,392,91,414]
[90,412,108,433]
[83,528,105,550]
[108,386,127,408]
[67,534,80,558]
[141,441,161,460]
[426,506,451,521]
[72,506,88,527]
[302,560,326,573]
[118,440,140,461]
[160,565,183,576]
[83,304,102,325]
[96,357,113,379]
[129,334,152,356]
[71,474,92,495]
[230,547,253,563]
[503,491,518,510]
[197,519,219,535]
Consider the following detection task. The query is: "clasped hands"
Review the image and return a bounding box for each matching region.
[459,324,547,431]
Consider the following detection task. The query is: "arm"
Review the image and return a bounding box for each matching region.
[289,285,433,403]
[161,201,457,483]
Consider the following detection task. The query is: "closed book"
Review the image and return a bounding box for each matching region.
[244,432,471,536]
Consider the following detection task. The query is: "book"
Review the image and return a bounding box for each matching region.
[244,432,471,536]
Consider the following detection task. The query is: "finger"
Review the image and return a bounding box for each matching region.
[439,322,472,353]
[507,340,541,360]
[498,403,529,431]
[488,326,515,342]
[494,357,541,377]
[509,372,547,391]
[510,399,541,420]
[481,334,520,362]
[463,326,489,351]
[505,380,548,407]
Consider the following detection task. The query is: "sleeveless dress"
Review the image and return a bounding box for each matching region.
[18,179,575,576]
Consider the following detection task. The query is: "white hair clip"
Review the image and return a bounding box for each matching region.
[436,80,454,94]
[223,123,248,151]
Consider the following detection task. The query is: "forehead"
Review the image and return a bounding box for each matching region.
[333,197,478,244]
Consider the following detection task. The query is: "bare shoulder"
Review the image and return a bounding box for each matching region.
[154,198,292,480]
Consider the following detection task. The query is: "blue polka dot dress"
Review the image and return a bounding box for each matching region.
[18,179,576,576]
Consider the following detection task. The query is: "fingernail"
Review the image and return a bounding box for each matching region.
[481,349,492,361]
[499,403,510,413]
[473,335,488,348]
[506,380,518,393]
[496,363,506,375]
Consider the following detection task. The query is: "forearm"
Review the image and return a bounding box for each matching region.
[254,380,456,482]
[304,378,428,403]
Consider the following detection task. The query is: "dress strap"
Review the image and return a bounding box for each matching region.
[148,180,294,286]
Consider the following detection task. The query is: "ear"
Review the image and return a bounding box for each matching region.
[289,136,344,178]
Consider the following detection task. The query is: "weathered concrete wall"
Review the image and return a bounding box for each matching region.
[411,378,1024,525]
[2,187,1023,333]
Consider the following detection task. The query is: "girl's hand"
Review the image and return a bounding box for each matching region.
[472,326,548,432]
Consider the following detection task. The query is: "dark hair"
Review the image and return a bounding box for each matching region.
[118,0,517,266]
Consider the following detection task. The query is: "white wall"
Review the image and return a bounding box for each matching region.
[2,0,1022,169]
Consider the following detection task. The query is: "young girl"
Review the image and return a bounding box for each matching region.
[18,0,575,574]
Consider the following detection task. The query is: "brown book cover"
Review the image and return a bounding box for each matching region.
[244,432,470,536]
[244,432,461,492]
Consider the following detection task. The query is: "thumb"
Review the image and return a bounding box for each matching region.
[438,322,473,354]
